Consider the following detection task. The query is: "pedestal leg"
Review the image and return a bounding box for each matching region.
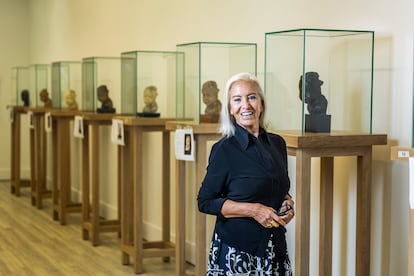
[162,130,171,262]
[82,123,90,238]
[133,126,144,274]
[295,149,311,276]
[52,117,58,220]
[90,123,100,246]
[409,209,414,274]
[176,159,186,276]
[320,156,334,276]
[58,119,71,225]
[356,147,372,276]
[121,126,132,265]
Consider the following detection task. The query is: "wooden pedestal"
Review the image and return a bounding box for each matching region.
[277,131,387,276]
[165,121,221,276]
[50,111,82,225]
[119,117,176,274]
[9,106,31,196]
[81,113,120,246]
[29,108,52,209]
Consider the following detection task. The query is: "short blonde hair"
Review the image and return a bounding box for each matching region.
[219,72,266,138]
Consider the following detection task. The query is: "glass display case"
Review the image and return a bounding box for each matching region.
[51,61,82,110]
[176,42,257,123]
[121,50,184,117]
[265,28,374,134]
[29,64,50,107]
[11,66,29,106]
[81,57,121,113]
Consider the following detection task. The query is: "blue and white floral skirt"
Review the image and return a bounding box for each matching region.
[206,232,292,276]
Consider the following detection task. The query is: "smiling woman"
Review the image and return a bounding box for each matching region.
[198,72,295,275]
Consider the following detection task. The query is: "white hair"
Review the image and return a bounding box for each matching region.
[219,72,266,138]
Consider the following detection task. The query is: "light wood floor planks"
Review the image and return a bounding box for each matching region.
[0,182,193,275]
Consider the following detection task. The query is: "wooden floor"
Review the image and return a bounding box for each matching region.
[0,181,194,275]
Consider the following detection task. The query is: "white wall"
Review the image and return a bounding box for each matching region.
[1,0,413,275]
[0,0,30,178]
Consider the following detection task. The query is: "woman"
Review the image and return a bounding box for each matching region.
[197,72,295,275]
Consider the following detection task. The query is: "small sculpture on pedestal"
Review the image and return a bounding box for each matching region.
[200,80,222,123]
[137,85,160,117]
[64,89,79,111]
[298,71,331,132]
[39,88,52,108]
[21,90,30,106]
[97,85,115,113]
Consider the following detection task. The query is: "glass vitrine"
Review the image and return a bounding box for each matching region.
[176,42,257,123]
[121,50,184,117]
[51,61,82,110]
[29,64,50,107]
[82,57,121,113]
[265,28,374,134]
[11,66,29,106]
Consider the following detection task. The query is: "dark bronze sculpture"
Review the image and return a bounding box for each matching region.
[21,90,30,106]
[299,72,331,132]
[97,85,115,113]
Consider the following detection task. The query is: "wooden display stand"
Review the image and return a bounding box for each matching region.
[29,107,52,209]
[390,146,414,275]
[165,121,221,276]
[50,110,82,224]
[118,117,176,274]
[276,131,387,276]
[8,106,31,196]
[81,113,120,245]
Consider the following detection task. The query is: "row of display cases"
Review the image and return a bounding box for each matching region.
[11,28,376,134]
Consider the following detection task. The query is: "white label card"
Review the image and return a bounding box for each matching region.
[45,112,52,132]
[73,116,84,138]
[111,119,125,146]
[175,128,195,161]
[28,111,34,129]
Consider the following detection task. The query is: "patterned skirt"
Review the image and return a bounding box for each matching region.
[206,232,292,276]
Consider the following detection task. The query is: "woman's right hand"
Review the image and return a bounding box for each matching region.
[251,203,287,228]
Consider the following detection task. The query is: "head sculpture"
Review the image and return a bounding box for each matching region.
[96,84,115,113]
[202,80,221,115]
[142,85,158,113]
[298,71,327,114]
[64,89,78,110]
[39,88,52,108]
[21,89,30,106]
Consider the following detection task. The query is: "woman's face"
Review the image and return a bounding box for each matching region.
[229,80,263,136]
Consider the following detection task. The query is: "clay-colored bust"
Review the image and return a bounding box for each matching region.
[142,85,158,113]
[202,81,221,115]
[64,89,78,110]
[39,88,52,108]
[200,80,221,123]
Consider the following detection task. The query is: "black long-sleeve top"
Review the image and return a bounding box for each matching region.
[197,123,291,257]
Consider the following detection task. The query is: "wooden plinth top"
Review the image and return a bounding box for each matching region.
[7,105,28,113]
[49,110,85,118]
[115,116,177,127]
[165,121,221,135]
[274,130,388,149]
